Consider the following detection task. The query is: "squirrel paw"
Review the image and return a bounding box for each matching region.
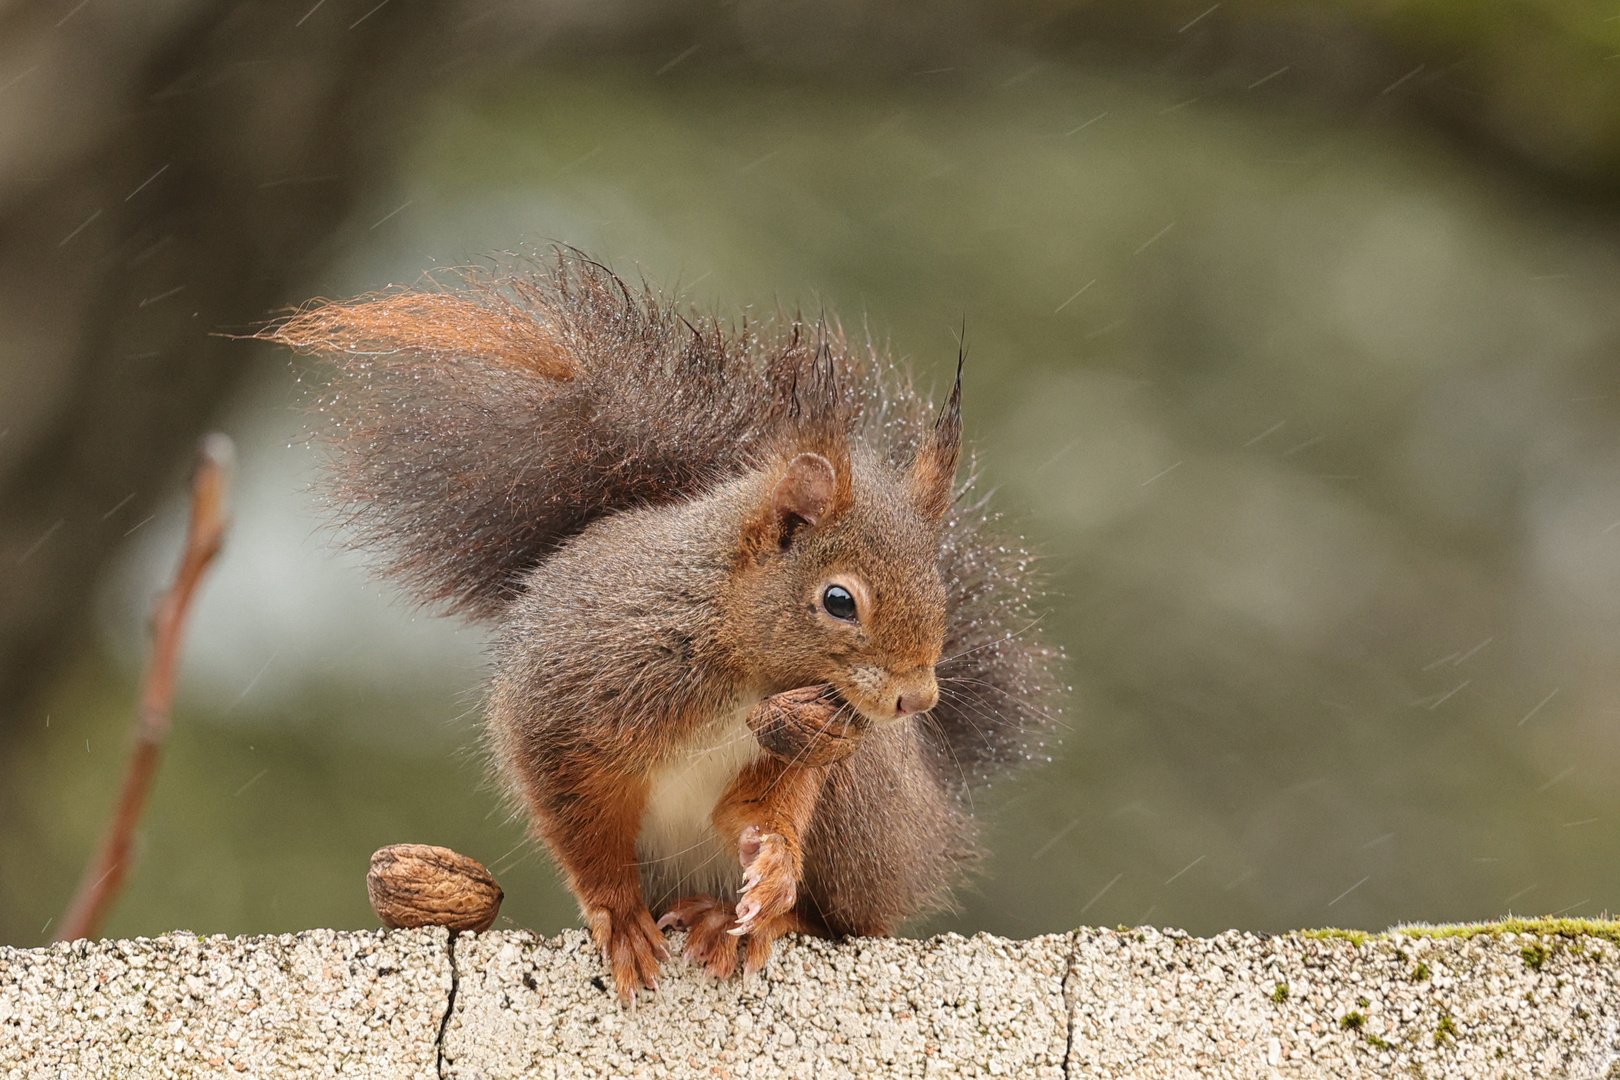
[585,903,668,1004]
[658,895,740,979]
[746,684,868,767]
[730,825,799,937]
[658,894,796,978]
[740,912,798,976]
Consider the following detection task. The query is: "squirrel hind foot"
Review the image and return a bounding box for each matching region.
[660,894,740,980]
[658,894,804,980]
[585,903,668,1004]
[741,910,813,977]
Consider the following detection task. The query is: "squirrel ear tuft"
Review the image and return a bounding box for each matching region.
[909,375,962,523]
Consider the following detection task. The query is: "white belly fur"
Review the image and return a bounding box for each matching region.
[637,701,762,909]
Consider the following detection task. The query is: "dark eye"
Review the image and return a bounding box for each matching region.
[821,584,858,621]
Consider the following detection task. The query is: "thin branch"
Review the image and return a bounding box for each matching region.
[56,434,233,943]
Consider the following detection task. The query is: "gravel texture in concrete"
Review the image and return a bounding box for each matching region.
[4,921,1619,1078]
[1066,925,1620,1079]
[0,926,450,1078]
[444,928,1070,1079]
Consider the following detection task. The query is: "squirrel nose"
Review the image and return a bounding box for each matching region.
[895,683,939,718]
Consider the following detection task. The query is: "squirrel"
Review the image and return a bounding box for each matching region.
[264,252,1061,1002]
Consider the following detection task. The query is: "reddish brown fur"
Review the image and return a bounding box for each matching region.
[909,378,963,523]
[522,762,667,994]
[659,896,820,979]
[272,252,1063,1003]
[709,757,826,957]
[272,285,577,379]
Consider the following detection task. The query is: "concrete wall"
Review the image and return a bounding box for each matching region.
[3,923,1617,1078]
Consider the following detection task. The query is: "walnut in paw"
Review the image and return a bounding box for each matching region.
[657,894,740,979]
[746,684,869,767]
[585,903,668,1003]
[730,824,799,937]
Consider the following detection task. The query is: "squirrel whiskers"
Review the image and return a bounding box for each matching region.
[266,252,1062,1002]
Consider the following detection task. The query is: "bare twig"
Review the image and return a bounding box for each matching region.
[56,434,233,943]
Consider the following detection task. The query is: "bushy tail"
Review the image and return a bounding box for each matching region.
[265,252,1061,783]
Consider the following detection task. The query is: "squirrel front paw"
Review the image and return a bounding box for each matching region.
[584,902,668,1004]
[730,825,799,938]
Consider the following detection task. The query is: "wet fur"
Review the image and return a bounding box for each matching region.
[267,252,1061,979]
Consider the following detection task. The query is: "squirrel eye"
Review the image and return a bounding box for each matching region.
[821,584,858,622]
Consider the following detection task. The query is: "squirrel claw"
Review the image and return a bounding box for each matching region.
[729,896,764,936]
[585,903,667,1004]
[660,895,740,979]
[730,826,797,934]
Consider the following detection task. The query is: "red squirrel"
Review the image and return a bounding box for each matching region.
[266,253,1061,1002]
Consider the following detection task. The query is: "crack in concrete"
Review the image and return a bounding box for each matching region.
[436,930,461,1080]
[16,926,1617,1076]
[1060,932,1078,1079]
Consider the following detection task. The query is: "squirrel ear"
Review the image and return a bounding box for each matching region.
[740,451,847,558]
[768,453,838,547]
[909,374,962,523]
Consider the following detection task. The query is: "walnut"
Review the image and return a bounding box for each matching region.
[367,844,504,933]
[746,685,870,768]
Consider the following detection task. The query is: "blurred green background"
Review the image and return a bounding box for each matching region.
[4,1,1620,947]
